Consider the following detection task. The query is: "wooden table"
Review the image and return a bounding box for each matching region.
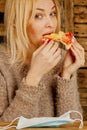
[0,121,87,130]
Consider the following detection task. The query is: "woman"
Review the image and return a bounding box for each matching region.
[0,0,85,121]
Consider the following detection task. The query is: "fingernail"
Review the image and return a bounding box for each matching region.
[72,36,77,43]
[44,39,49,44]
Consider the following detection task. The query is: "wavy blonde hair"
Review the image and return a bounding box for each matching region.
[4,0,61,64]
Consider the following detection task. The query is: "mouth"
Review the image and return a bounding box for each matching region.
[43,32,53,37]
[41,32,53,43]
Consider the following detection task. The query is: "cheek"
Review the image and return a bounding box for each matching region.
[27,23,42,46]
[27,24,38,42]
[54,18,57,30]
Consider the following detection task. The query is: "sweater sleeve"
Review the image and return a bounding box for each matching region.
[55,72,83,118]
[0,73,8,116]
[0,76,46,122]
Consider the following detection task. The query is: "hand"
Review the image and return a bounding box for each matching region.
[26,40,62,85]
[62,37,85,79]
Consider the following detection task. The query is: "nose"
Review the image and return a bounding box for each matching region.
[45,16,54,28]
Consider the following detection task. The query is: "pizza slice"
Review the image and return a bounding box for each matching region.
[44,31,73,49]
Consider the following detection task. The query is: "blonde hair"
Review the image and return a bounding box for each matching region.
[53,0,61,32]
[4,0,61,64]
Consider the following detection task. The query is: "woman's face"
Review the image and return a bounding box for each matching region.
[27,0,57,47]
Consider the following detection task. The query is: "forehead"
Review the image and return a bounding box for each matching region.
[36,0,55,9]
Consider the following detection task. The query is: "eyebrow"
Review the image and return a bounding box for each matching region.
[36,5,56,11]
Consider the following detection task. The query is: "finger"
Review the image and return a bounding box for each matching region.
[72,43,84,53]
[49,42,59,55]
[71,37,84,56]
[42,40,54,54]
[71,46,81,60]
[71,46,85,66]
[72,43,85,61]
[72,37,84,51]
[53,55,61,67]
[33,39,49,55]
[71,44,85,60]
[48,48,61,63]
[53,48,62,58]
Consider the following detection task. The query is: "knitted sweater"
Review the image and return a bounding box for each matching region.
[0,43,82,121]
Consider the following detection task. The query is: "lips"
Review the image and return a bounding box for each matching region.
[42,31,54,44]
[43,32,53,37]
[42,33,52,43]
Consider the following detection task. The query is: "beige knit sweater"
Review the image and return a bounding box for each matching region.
[0,43,82,121]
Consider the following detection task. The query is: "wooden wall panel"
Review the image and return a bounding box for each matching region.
[0,0,5,12]
[74,24,87,37]
[78,69,87,88]
[64,0,74,33]
[0,0,5,42]
[74,0,87,5]
[64,0,87,120]
[74,6,87,23]
[0,24,4,36]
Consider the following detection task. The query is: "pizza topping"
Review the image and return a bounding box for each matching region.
[43,31,73,49]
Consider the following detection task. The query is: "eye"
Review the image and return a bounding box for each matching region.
[50,11,57,17]
[35,14,43,19]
